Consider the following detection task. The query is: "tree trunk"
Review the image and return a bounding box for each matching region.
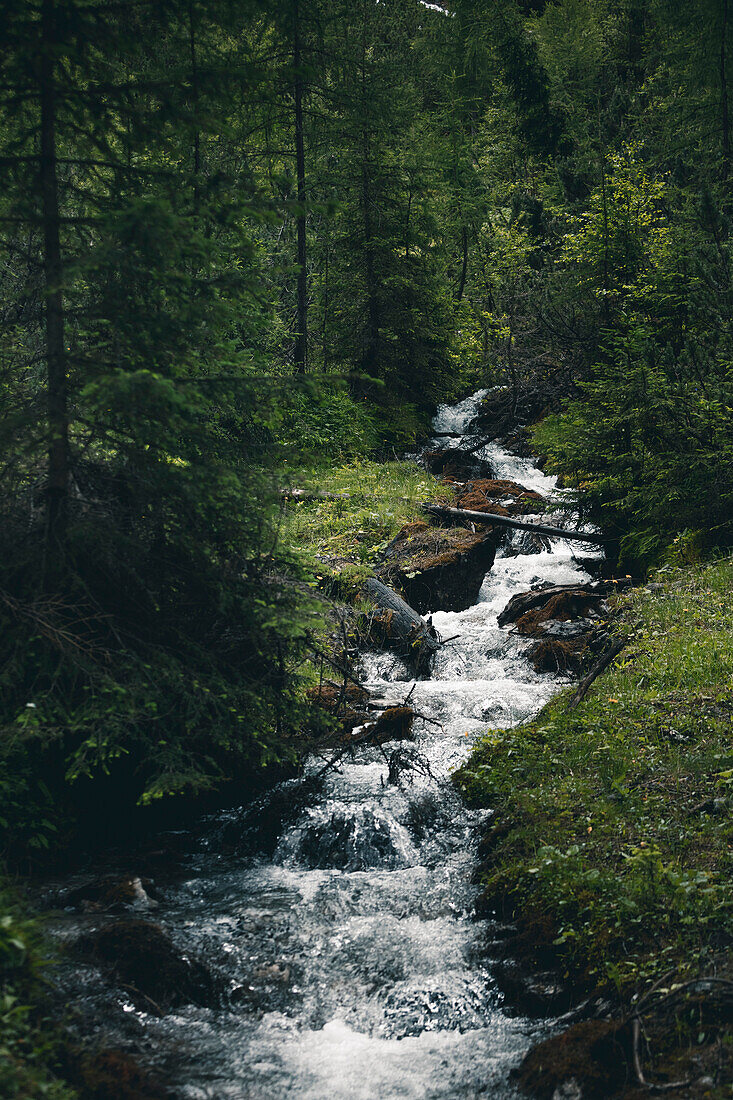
[293,0,308,374]
[360,3,380,378]
[322,224,330,372]
[456,224,468,301]
[40,0,69,558]
[189,2,201,216]
[722,0,730,180]
[362,578,441,676]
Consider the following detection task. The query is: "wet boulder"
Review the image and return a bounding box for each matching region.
[423,447,493,481]
[497,583,613,633]
[455,478,545,517]
[279,804,416,871]
[502,527,553,556]
[493,959,575,1018]
[513,592,607,637]
[514,1019,632,1100]
[211,777,321,858]
[58,875,161,913]
[496,582,624,681]
[77,919,217,1012]
[63,1047,170,1100]
[378,521,497,614]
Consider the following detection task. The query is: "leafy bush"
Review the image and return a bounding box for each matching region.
[276,383,378,459]
[0,887,76,1099]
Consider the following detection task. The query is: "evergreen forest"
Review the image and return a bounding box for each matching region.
[1,1,733,1097]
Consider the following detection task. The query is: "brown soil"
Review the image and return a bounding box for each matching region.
[528,636,588,672]
[308,682,369,714]
[378,521,496,614]
[380,520,487,571]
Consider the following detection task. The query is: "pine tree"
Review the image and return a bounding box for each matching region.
[0,0,313,831]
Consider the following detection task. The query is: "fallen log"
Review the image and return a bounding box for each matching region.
[422,503,604,544]
[362,577,441,676]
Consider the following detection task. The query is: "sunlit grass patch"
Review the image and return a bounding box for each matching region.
[281,459,453,569]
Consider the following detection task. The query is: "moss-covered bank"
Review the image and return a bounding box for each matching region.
[456,558,733,1095]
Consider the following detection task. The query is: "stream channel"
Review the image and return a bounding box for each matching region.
[44,389,603,1099]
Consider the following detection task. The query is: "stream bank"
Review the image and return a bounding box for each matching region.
[458,558,733,1099]
[23,388,617,1099]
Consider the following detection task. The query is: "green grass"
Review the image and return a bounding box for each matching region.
[282,458,452,571]
[456,558,733,993]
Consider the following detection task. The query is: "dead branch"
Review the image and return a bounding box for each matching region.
[566,636,626,710]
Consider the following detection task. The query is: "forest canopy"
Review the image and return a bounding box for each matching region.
[1,0,732,838]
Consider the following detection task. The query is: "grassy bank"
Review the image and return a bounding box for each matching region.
[457,558,733,988]
[456,558,733,1090]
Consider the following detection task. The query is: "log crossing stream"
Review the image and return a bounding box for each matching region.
[46,390,604,1099]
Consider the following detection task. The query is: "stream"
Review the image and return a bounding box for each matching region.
[44,389,602,1099]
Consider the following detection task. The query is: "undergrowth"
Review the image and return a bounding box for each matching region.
[0,887,76,1099]
[456,558,733,994]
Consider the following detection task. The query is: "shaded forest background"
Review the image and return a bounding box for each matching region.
[1,0,733,843]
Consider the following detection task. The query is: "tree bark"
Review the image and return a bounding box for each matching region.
[422,505,604,544]
[360,2,380,378]
[40,0,69,558]
[456,224,468,301]
[362,578,440,676]
[293,0,308,373]
[566,636,626,710]
[189,2,201,216]
[722,0,730,180]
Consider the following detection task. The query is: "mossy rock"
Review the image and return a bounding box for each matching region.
[456,478,545,516]
[378,521,497,614]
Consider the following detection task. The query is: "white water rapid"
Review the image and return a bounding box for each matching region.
[47,390,603,1099]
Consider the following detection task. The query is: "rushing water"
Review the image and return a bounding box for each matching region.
[45,390,602,1099]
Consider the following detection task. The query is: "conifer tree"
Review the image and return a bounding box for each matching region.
[0,0,312,819]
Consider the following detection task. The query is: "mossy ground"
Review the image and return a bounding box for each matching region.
[456,558,733,1093]
[282,459,453,571]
